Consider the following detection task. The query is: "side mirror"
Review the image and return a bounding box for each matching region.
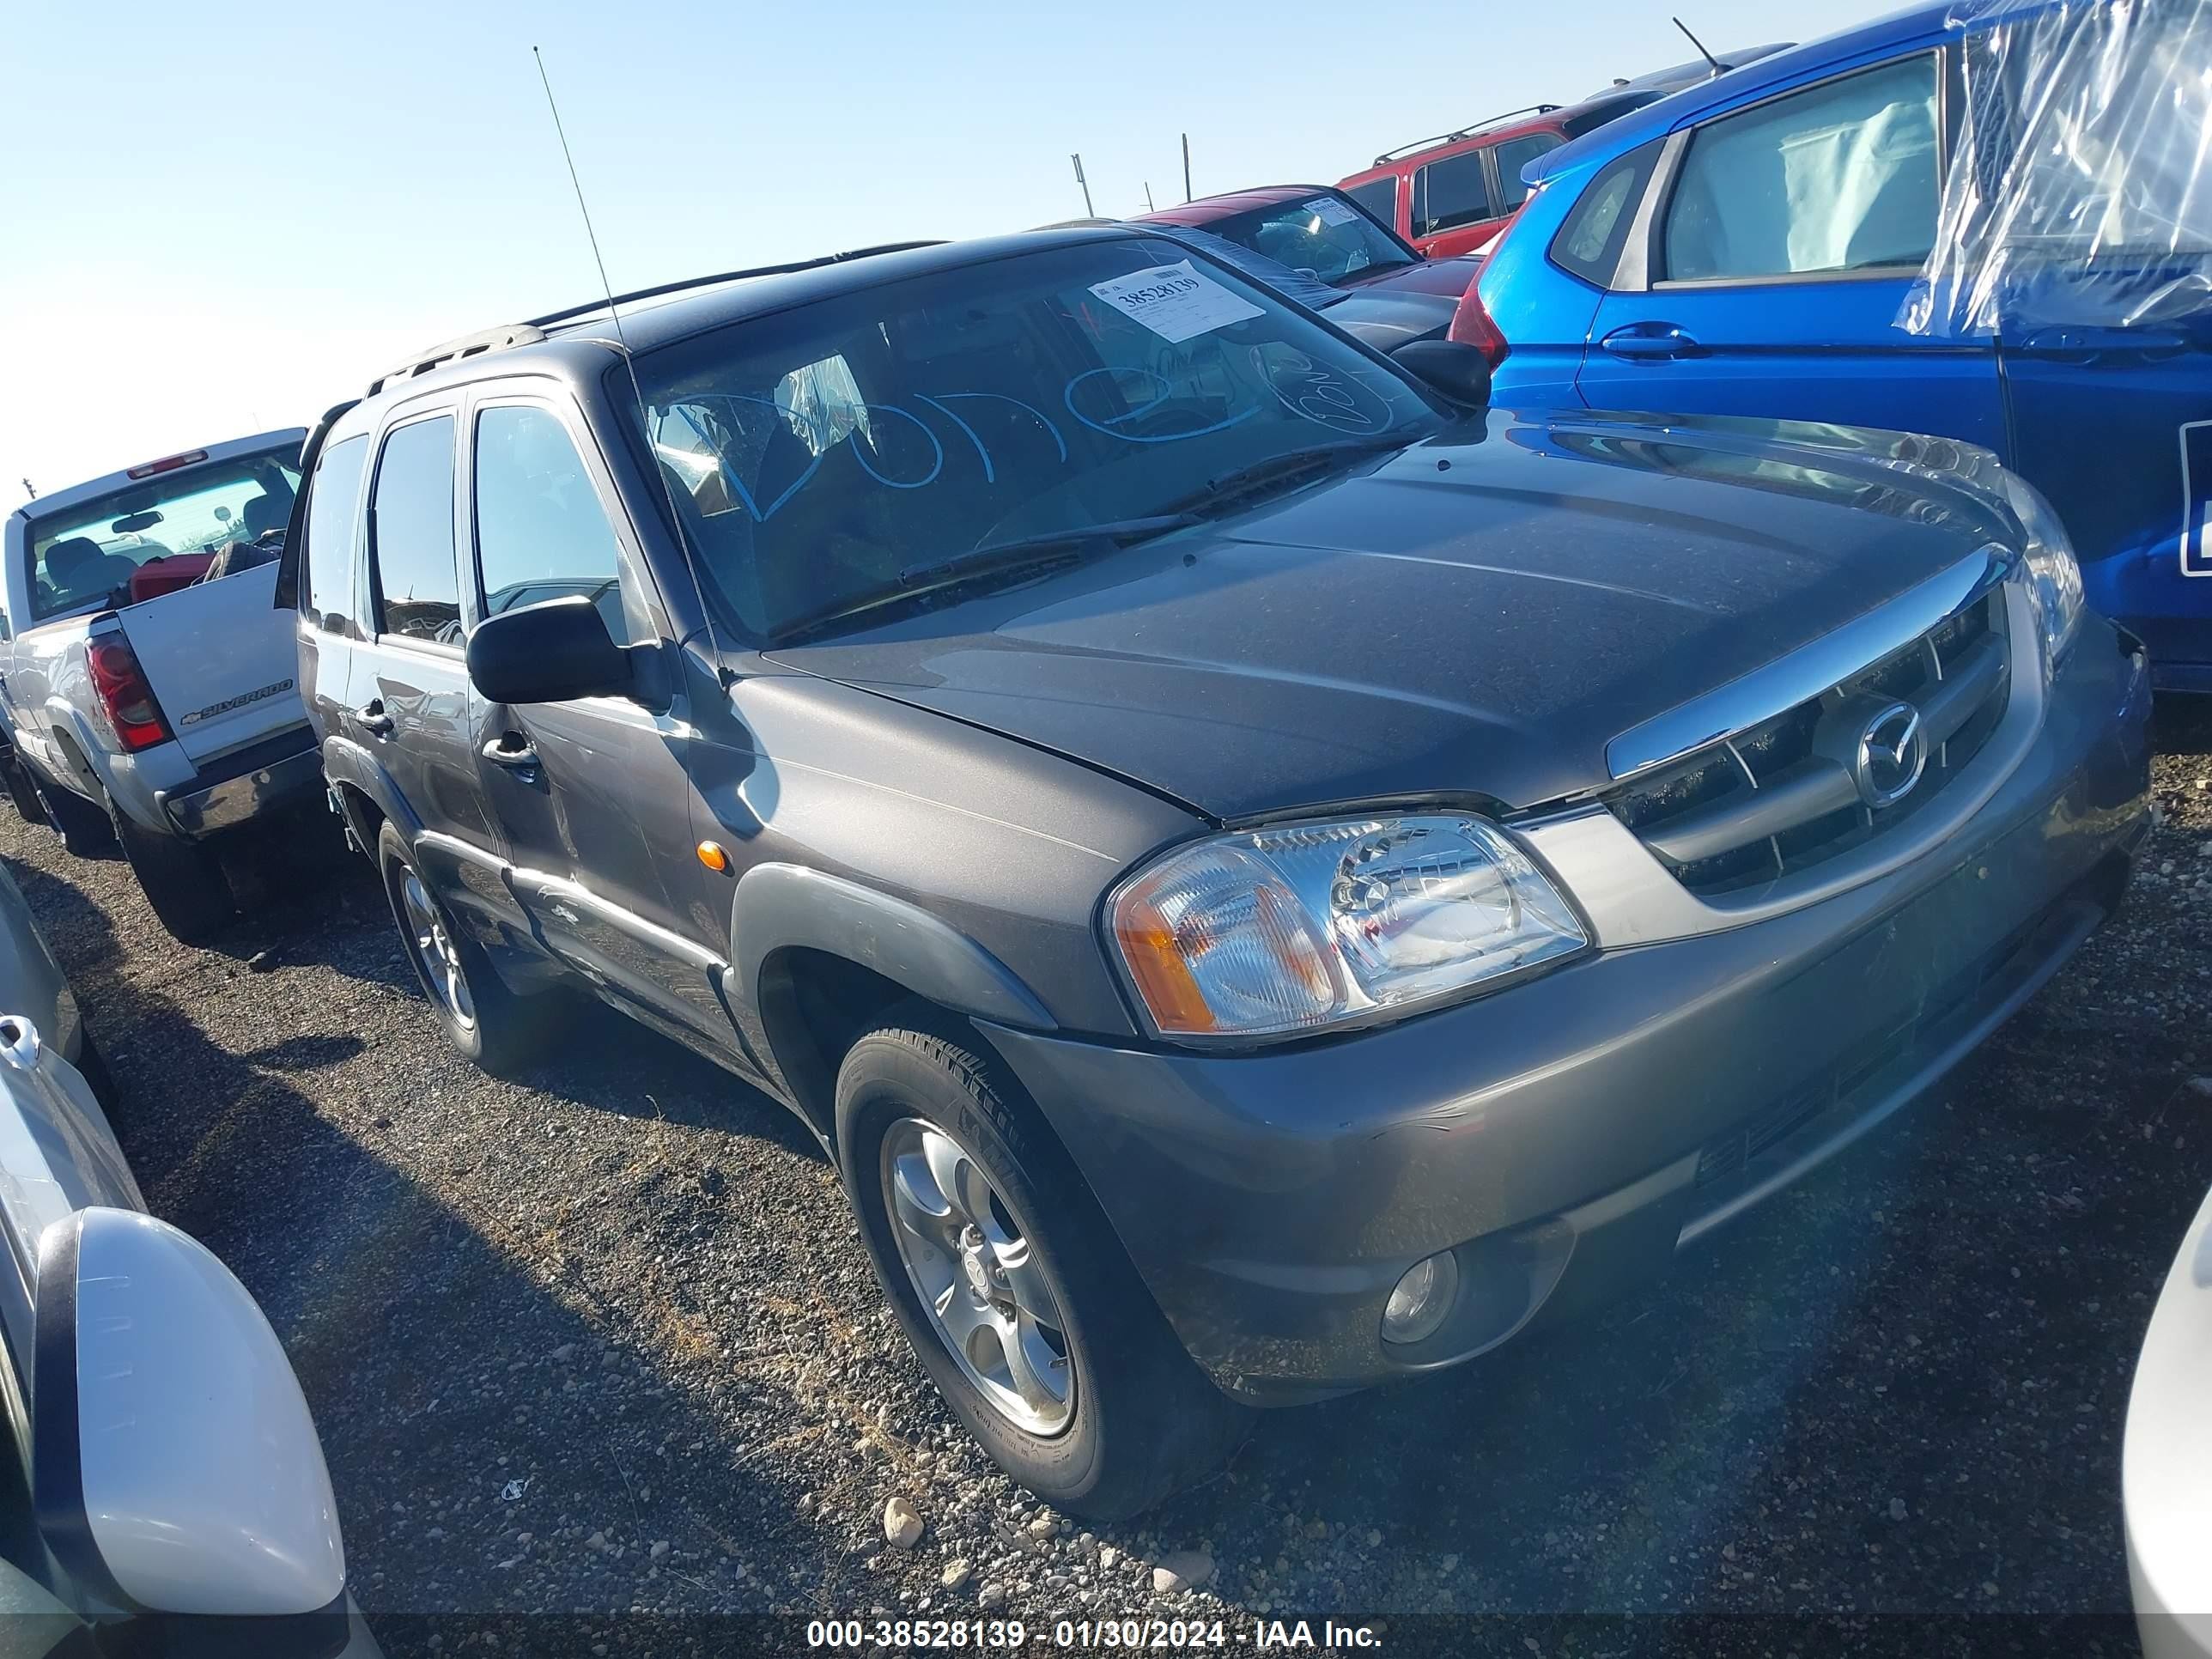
[33,1209,348,1623]
[1390,338,1494,410]
[465,596,630,706]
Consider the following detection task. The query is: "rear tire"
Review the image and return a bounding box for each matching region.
[376,821,558,1076]
[110,805,234,945]
[1,757,46,825]
[836,1006,1249,1519]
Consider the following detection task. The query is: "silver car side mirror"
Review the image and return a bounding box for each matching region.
[33,1208,347,1620]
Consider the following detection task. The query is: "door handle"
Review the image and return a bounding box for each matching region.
[481,736,540,772]
[1599,325,1698,360]
[355,701,394,738]
[2019,325,2188,361]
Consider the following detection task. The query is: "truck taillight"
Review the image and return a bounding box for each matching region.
[84,637,172,752]
[1446,283,1511,368]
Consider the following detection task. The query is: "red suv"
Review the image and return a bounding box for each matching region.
[1338,91,1664,258]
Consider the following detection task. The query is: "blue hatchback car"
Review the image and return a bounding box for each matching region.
[1477,0,2212,686]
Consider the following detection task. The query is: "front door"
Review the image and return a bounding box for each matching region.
[1575,51,2008,453]
[459,392,738,1053]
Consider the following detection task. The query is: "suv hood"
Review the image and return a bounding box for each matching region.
[765,410,2019,822]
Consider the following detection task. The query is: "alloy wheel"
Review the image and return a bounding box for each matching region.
[880,1117,1074,1435]
[400,869,475,1030]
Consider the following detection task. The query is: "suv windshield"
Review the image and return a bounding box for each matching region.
[1200,195,1418,283]
[27,447,300,622]
[631,237,1440,641]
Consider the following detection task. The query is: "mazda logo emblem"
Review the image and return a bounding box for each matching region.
[1853,702,1927,808]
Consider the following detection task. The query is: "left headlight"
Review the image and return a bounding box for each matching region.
[2000,469,2084,665]
[1107,813,1586,1042]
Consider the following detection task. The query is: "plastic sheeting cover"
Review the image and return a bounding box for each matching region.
[1901,0,2212,336]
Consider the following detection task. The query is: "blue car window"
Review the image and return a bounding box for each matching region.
[1553,143,1663,285]
[1663,54,1940,282]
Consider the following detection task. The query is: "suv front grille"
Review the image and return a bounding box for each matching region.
[1605,589,2012,897]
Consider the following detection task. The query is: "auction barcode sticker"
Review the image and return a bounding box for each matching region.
[1088,261,1263,343]
[1306,195,1358,226]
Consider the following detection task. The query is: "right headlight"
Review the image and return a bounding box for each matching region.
[1107,813,1586,1042]
[1998,469,2084,667]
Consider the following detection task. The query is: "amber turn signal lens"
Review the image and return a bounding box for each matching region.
[1112,902,1218,1035]
[696,841,730,872]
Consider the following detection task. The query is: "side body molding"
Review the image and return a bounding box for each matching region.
[727,865,1058,1036]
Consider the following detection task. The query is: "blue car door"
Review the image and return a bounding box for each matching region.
[1955,5,2212,678]
[1573,49,2008,453]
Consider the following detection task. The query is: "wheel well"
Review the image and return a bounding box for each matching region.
[49,727,93,792]
[332,781,385,858]
[757,948,932,1146]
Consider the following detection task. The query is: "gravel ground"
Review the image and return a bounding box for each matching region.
[6,713,2211,1657]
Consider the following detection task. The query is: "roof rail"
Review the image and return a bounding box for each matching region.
[369,324,547,396]
[1371,104,1563,166]
[365,241,948,398]
[526,240,947,328]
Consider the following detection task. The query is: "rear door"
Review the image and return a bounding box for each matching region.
[1971,12,2212,672]
[461,389,736,1051]
[1575,51,2008,451]
[354,408,514,933]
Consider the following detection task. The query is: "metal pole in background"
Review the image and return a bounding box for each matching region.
[1144,182,1155,212]
[1182,133,1192,201]
[1071,154,1094,217]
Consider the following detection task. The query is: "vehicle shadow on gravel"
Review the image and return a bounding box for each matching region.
[0,842,848,1634]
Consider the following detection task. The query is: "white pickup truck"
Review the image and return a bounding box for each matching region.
[0,429,325,942]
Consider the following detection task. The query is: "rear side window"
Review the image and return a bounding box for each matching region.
[473,404,630,646]
[1492,132,1564,210]
[368,416,460,646]
[1413,149,1497,237]
[304,434,369,632]
[1344,177,1399,229]
[1551,142,1663,284]
[1662,54,1941,282]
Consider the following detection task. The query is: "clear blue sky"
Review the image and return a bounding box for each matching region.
[4,0,1893,501]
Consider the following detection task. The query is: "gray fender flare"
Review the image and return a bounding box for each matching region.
[319,736,424,845]
[726,866,1057,1071]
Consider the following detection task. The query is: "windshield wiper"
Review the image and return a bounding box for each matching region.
[1163,435,1411,518]
[895,514,1202,588]
[772,514,1202,647]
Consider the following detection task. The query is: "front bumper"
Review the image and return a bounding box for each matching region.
[155,726,321,840]
[983,621,2153,1401]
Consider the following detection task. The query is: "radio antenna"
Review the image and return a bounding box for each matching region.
[531,46,729,678]
[1670,16,1728,77]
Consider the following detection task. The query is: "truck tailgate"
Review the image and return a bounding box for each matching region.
[114,566,306,765]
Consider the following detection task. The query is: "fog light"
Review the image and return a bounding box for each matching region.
[1382,1250,1460,1346]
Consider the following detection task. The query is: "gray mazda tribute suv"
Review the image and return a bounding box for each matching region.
[283,230,2150,1518]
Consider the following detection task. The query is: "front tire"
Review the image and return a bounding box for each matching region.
[376,822,556,1075]
[836,1008,1248,1519]
[110,805,234,945]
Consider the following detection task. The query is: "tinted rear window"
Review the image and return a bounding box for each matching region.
[304,434,370,632]
[368,416,460,646]
[1551,141,1663,284]
[24,448,299,623]
[1492,132,1565,210]
[1344,177,1399,228]
[1414,149,1496,237]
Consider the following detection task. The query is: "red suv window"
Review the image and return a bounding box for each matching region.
[1413,148,1497,239]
